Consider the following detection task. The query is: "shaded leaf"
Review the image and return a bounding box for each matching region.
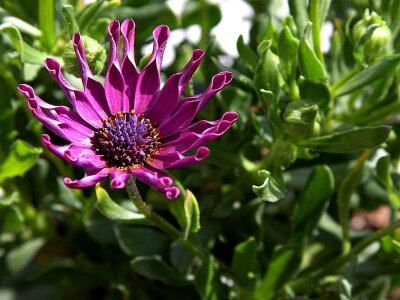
[131,255,187,286]
[255,245,302,300]
[114,225,169,257]
[195,255,218,300]
[298,126,391,153]
[333,55,400,96]
[232,237,257,287]
[292,165,334,241]
[6,238,45,273]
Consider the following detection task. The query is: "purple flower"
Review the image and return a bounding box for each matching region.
[18,19,237,200]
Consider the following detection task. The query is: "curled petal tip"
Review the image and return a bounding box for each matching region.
[72,32,82,45]
[110,179,126,189]
[121,19,135,31]
[108,20,120,32]
[165,187,180,200]
[44,58,60,71]
[197,146,210,159]
[192,49,205,61]
[41,134,51,146]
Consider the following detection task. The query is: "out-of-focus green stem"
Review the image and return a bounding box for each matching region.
[199,0,209,50]
[289,218,400,292]
[310,0,324,64]
[39,0,55,51]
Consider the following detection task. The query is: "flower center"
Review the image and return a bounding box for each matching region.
[90,111,160,168]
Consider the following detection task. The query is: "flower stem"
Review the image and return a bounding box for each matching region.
[289,218,400,292]
[126,176,181,240]
[126,176,207,259]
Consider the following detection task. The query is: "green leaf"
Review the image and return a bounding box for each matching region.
[114,225,169,257]
[337,151,369,252]
[376,155,393,189]
[255,245,302,300]
[2,16,41,37]
[38,0,55,50]
[254,41,281,96]
[288,0,308,35]
[0,23,49,64]
[195,255,218,300]
[298,77,331,112]
[298,126,391,153]
[292,165,334,241]
[390,0,400,30]
[78,0,106,34]
[183,190,201,239]
[6,238,45,273]
[298,25,327,83]
[237,35,258,72]
[333,55,400,96]
[168,181,187,229]
[95,184,149,225]
[252,170,285,202]
[131,255,187,286]
[232,237,258,288]
[2,206,24,233]
[0,140,42,181]
[278,26,299,82]
[376,155,400,208]
[62,4,80,38]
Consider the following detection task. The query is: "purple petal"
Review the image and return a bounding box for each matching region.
[64,168,110,189]
[121,19,139,106]
[44,58,78,107]
[41,134,105,169]
[110,169,131,189]
[149,146,210,170]
[134,25,170,114]
[45,58,106,126]
[72,33,111,118]
[104,21,129,113]
[130,166,179,200]
[18,84,93,144]
[162,111,238,153]
[146,49,205,124]
[158,72,233,136]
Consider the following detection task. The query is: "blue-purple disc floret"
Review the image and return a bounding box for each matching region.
[18,19,238,199]
[91,111,160,168]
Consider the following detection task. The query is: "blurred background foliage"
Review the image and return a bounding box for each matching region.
[1,0,400,299]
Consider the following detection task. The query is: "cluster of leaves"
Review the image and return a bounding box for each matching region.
[1,0,400,299]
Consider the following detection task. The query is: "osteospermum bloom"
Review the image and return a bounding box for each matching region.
[18,19,237,199]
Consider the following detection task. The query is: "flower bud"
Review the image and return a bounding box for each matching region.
[62,36,106,77]
[284,100,321,140]
[352,10,391,60]
[269,139,297,167]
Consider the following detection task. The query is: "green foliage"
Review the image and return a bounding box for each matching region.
[1,0,400,299]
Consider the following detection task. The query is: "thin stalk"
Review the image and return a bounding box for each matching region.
[331,64,362,95]
[289,218,400,292]
[126,176,206,259]
[310,0,324,64]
